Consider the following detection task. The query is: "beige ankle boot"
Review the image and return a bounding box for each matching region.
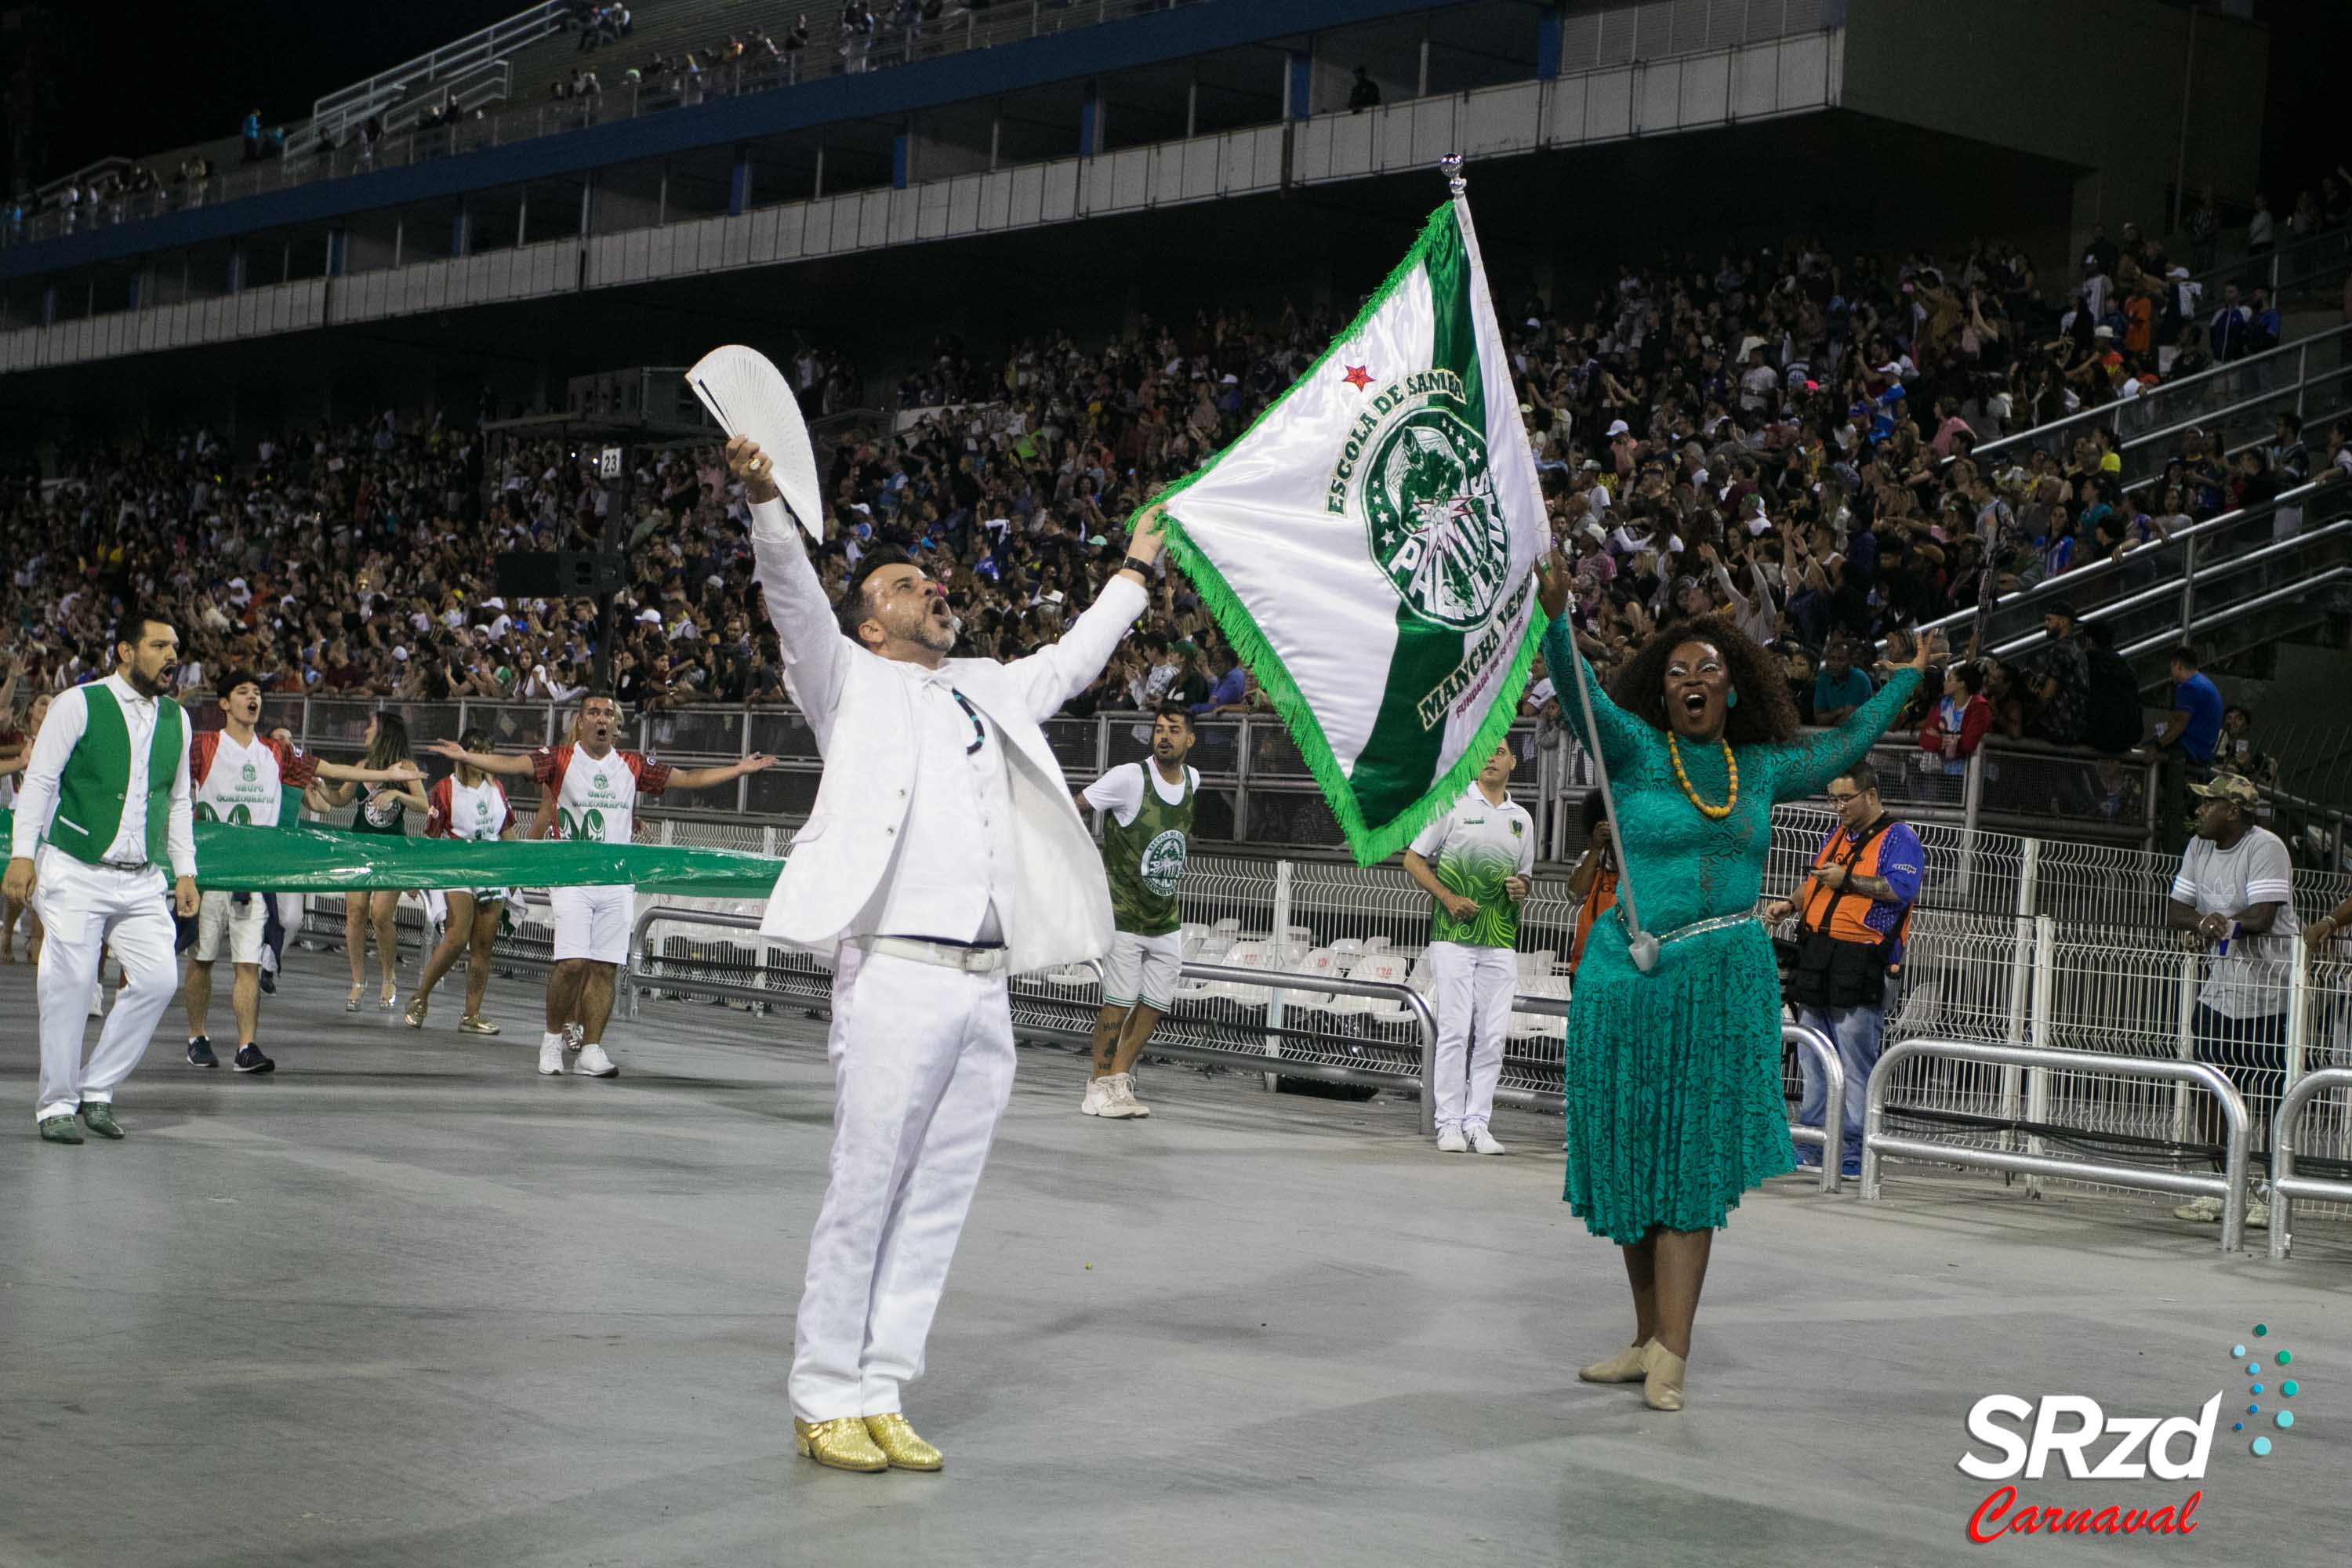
[1578,1340,1653,1384]
[1639,1340,1686,1411]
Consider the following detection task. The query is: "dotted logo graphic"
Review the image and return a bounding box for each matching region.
[2227,1323,2301,1457]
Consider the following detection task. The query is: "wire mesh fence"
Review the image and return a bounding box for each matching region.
[278,760,2352,1236]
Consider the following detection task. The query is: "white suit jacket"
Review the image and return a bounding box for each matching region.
[747,499,1145,974]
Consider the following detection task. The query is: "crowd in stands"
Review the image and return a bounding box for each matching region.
[8,215,2350,791]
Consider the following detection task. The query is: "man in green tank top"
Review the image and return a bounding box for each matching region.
[3,608,200,1144]
[1075,702,1199,1120]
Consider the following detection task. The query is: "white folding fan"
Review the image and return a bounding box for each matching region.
[684,345,825,542]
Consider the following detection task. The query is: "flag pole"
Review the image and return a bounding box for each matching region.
[1444,150,1659,974]
[1566,632,1657,974]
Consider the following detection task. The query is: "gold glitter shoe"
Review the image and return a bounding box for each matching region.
[1577,1340,1653,1384]
[793,1416,888,1472]
[863,1413,943,1471]
[1640,1341,1686,1412]
[457,1014,502,1036]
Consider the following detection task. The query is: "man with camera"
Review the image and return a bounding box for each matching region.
[1765,760,1922,1178]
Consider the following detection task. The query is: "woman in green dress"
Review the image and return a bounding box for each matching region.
[1535,557,1938,1412]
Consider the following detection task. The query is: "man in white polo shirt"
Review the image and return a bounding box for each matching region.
[1401,743,1534,1156]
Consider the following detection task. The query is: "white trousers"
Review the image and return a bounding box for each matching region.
[31,848,180,1123]
[789,946,1017,1422]
[1428,940,1515,1134]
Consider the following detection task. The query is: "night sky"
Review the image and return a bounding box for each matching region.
[3,1,2344,205]
[8,2,514,183]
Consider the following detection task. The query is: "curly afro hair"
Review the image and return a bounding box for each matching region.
[1606,614,1801,746]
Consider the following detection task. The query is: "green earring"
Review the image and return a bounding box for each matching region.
[1726,689,1739,709]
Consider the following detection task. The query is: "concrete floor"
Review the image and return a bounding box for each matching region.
[0,953,2347,1568]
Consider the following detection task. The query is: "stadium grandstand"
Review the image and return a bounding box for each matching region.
[4,3,2352,1563]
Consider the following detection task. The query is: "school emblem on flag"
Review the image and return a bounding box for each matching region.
[1151,183,1546,864]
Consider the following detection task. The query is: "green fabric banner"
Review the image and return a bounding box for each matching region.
[1,811,785,898]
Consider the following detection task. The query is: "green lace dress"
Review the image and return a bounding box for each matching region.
[1543,615,1921,1244]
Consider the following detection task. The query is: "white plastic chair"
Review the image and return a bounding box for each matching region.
[1348,950,1419,1025]
[1204,938,1273,1014]
[1514,974,1573,1041]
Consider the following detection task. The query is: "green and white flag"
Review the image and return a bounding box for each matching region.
[1154,194,1547,865]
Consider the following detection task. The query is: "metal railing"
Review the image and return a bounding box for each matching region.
[1784,1021,1844,1194]
[1911,478,2352,681]
[2267,1066,2352,1263]
[2,0,1207,249]
[1861,1039,2252,1253]
[2187,225,2352,314]
[1972,324,2352,497]
[383,63,516,136]
[192,691,2206,858]
[303,0,569,153]
[298,808,2352,1245]
[620,902,1445,1131]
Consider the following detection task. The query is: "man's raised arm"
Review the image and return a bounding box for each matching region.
[727,435,846,724]
[1000,505,1165,721]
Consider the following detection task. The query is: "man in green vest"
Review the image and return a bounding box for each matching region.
[4,608,201,1144]
[1075,702,1199,1120]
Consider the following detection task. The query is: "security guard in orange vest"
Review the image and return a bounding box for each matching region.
[1764,760,1922,1177]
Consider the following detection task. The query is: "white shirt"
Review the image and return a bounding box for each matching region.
[430,775,514,841]
[193,730,301,828]
[9,673,197,877]
[1083,761,1199,827]
[2172,826,2299,1018]
[538,743,662,844]
[1409,788,1536,877]
[862,663,1014,943]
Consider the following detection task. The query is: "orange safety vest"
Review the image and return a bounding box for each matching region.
[1796,818,1915,950]
[1568,865,1618,976]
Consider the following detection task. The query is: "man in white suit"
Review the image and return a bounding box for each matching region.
[728,434,1162,1473]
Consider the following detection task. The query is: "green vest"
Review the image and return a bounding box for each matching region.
[48,683,187,869]
[1102,762,1194,937]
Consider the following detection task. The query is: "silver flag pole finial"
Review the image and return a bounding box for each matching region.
[1440,152,1465,197]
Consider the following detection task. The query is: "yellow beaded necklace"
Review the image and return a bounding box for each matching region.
[1666,731,1738,820]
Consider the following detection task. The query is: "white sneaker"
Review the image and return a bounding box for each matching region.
[1436,1126,1468,1153]
[1468,1125,1508,1156]
[575,1043,619,1079]
[538,1033,567,1076]
[1110,1072,1151,1119]
[2245,1200,2269,1231]
[1080,1076,1112,1116]
[1092,1072,1145,1119]
[88,984,105,1018]
[2172,1195,2223,1223]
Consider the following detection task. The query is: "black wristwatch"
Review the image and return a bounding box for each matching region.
[1120,555,1156,578]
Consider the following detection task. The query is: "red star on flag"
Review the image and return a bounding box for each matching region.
[1341,365,1373,390]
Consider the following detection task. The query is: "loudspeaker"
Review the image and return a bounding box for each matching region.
[496,550,626,597]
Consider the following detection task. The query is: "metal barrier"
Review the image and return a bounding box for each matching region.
[1861,1039,2251,1253]
[1173,962,1442,1136]
[2267,1066,2352,1264]
[1512,993,1842,1194]
[620,905,1446,1134]
[143,693,2234,862]
[1784,1022,1844,1196]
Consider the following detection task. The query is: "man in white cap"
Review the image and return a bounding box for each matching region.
[724,433,1161,1475]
